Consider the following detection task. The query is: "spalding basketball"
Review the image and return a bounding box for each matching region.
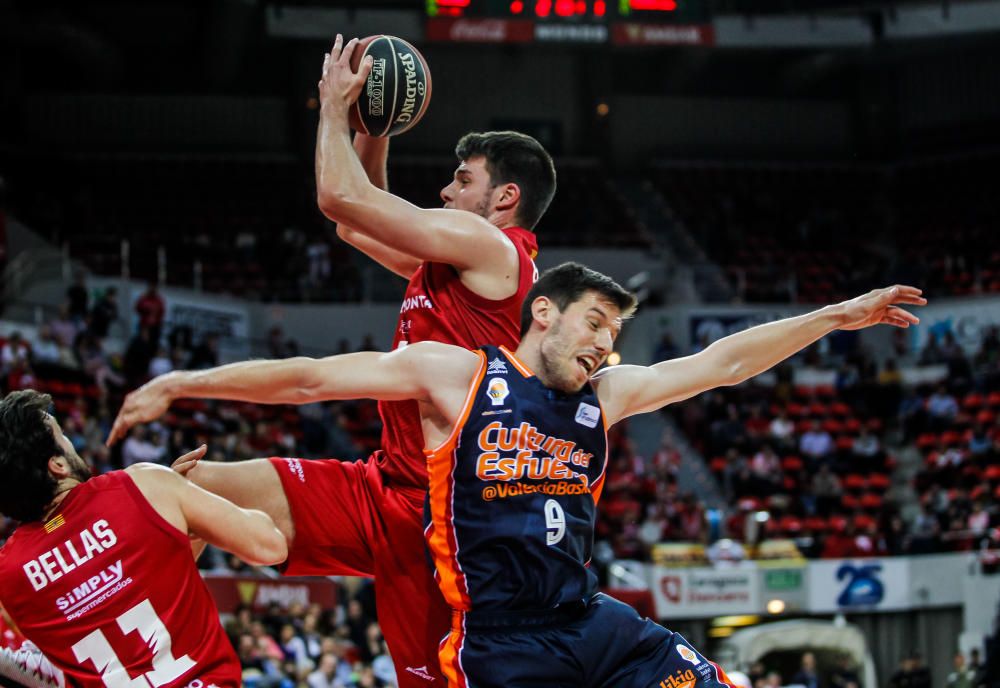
[349,35,432,137]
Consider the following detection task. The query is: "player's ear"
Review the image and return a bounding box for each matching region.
[493,182,520,213]
[48,455,71,479]
[530,296,555,331]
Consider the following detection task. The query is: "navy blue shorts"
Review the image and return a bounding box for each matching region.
[440,593,737,688]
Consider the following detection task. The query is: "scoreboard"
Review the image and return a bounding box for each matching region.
[426,0,708,23]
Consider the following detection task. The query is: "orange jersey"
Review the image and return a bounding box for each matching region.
[377,227,538,488]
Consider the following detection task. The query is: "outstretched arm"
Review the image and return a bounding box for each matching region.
[315,36,519,295]
[595,286,926,425]
[107,342,478,445]
[125,460,287,566]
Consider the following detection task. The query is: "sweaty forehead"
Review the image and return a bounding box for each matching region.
[457,156,488,174]
[582,294,623,326]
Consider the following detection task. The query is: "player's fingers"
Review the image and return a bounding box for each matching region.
[357,54,374,83]
[106,416,124,446]
[173,460,198,476]
[886,306,919,324]
[329,34,343,60]
[178,444,208,463]
[339,36,359,67]
[890,285,927,305]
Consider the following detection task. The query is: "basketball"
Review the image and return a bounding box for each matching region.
[348,35,432,138]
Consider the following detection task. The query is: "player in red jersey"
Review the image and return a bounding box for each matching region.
[0,390,287,688]
[108,35,556,687]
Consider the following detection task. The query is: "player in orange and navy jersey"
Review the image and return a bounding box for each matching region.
[0,390,287,687]
[108,35,554,687]
[110,262,924,686]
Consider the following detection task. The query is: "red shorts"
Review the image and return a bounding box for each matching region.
[269,455,449,688]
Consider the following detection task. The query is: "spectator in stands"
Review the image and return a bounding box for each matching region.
[5,358,35,392]
[149,345,173,378]
[713,404,749,454]
[88,286,119,338]
[49,303,79,349]
[969,501,990,538]
[75,330,123,396]
[357,334,377,352]
[66,270,89,325]
[750,444,782,495]
[969,648,985,688]
[135,280,166,345]
[189,332,220,369]
[121,424,167,466]
[654,332,679,362]
[828,654,860,688]
[769,410,796,450]
[920,332,945,365]
[926,385,959,430]
[910,653,932,688]
[744,406,771,441]
[811,463,843,516]
[969,423,992,456]
[267,325,288,358]
[889,655,916,688]
[28,323,61,367]
[800,419,834,464]
[910,504,942,554]
[371,638,397,687]
[0,331,29,377]
[123,325,157,389]
[899,388,927,442]
[885,514,909,556]
[307,653,346,688]
[852,426,881,460]
[792,652,819,688]
[949,652,978,688]
[279,622,313,678]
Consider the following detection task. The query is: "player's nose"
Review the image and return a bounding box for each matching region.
[440,184,453,204]
[594,329,613,355]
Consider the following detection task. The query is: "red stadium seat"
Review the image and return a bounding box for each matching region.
[779,515,803,534]
[843,474,867,491]
[859,493,883,510]
[868,473,891,491]
[824,419,844,434]
[804,516,828,533]
[853,514,876,530]
[942,430,962,446]
[964,393,985,410]
[831,402,851,417]
[782,456,804,472]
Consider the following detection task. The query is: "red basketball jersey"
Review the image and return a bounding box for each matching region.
[0,471,241,688]
[378,226,538,487]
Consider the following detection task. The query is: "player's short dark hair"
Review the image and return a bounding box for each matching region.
[0,390,62,522]
[520,262,638,337]
[455,131,556,230]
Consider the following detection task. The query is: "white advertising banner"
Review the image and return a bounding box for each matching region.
[808,558,911,613]
[652,567,759,619]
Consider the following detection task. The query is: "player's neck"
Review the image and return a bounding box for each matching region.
[41,479,82,521]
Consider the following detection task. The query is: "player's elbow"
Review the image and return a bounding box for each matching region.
[245,528,288,566]
[318,187,370,226]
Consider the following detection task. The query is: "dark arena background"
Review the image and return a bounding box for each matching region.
[2,1,1000,686]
